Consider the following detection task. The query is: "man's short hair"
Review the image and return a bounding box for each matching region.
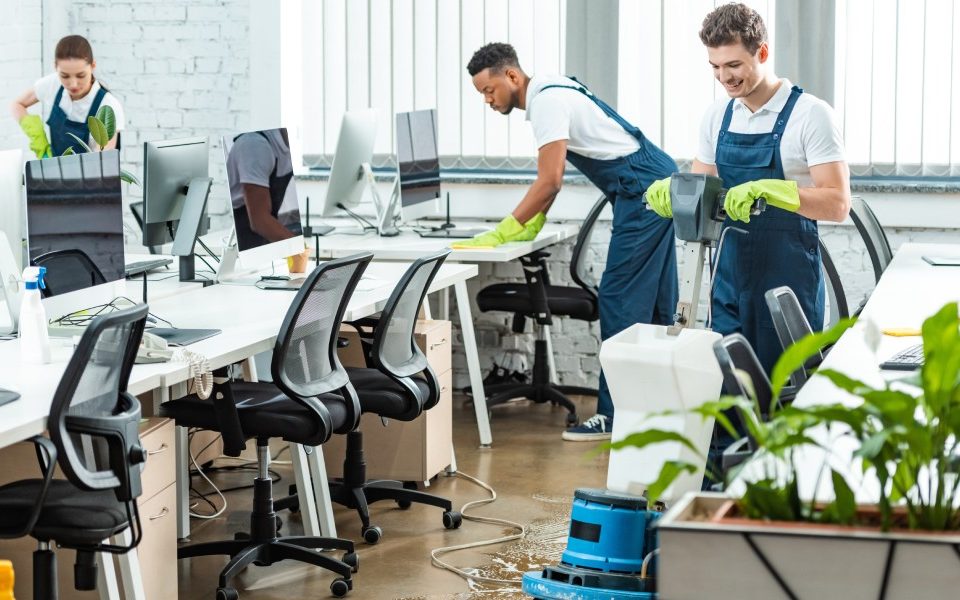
[466,43,520,76]
[699,3,768,54]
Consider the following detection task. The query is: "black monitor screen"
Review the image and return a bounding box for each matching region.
[396,109,440,207]
[224,128,303,252]
[25,151,125,289]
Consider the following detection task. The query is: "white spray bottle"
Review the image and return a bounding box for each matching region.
[19,266,50,364]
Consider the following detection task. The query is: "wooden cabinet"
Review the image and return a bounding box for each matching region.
[324,320,453,482]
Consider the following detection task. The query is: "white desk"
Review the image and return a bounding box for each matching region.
[736,243,960,502]
[311,221,581,447]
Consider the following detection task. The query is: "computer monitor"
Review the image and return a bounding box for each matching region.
[0,149,23,270]
[143,137,210,246]
[321,109,378,218]
[396,108,441,222]
[222,127,304,271]
[24,151,125,296]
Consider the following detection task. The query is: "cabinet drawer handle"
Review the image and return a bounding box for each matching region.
[429,338,448,350]
[147,443,169,456]
[148,507,169,521]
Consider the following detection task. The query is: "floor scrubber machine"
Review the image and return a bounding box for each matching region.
[522,174,765,600]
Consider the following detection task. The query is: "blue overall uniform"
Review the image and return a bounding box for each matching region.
[540,80,679,418]
[712,85,825,376]
[46,85,108,156]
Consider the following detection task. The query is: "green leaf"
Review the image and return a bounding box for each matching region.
[770,317,856,398]
[61,146,75,156]
[830,470,857,525]
[604,429,703,458]
[644,460,699,506]
[741,480,798,521]
[121,169,141,187]
[854,430,890,460]
[890,459,916,503]
[65,132,93,153]
[87,116,110,148]
[96,105,116,140]
[816,369,873,396]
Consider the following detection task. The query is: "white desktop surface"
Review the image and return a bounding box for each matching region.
[311,221,580,262]
[734,242,960,502]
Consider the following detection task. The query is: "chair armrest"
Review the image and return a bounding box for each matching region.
[0,436,58,539]
[721,436,755,473]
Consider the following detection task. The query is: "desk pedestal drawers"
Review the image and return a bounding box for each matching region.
[323,320,453,482]
[0,418,176,599]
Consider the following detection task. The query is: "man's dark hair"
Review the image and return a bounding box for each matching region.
[466,42,521,76]
[699,3,768,54]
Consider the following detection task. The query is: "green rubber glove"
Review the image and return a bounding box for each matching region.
[451,214,526,249]
[514,212,546,242]
[724,179,800,223]
[645,177,673,218]
[19,115,51,159]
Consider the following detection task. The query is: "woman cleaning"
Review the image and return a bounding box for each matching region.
[10,35,125,158]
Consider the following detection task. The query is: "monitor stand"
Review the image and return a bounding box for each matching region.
[418,192,486,239]
[172,177,214,287]
[363,163,400,237]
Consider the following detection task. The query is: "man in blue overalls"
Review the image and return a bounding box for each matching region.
[461,43,679,441]
[646,3,851,475]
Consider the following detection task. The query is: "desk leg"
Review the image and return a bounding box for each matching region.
[454,280,493,447]
[438,288,450,320]
[306,445,338,537]
[241,357,259,382]
[176,425,190,539]
[543,324,558,383]
[446,441,458,475]
[115,528,146,600]
[290,443,321,537]
[96,550,120,600]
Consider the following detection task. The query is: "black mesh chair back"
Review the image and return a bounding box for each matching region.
[371,250,449,411]
[271,252,372,434]
[33,248,107,298]
[849,196,892,283]
[819,240,849,327]
[570,195,610,297]
[765,286,821,388]
[49,304,148,504]
[713,333,775,419]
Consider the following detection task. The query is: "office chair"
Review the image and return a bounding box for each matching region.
[160,253,374,599]
[474,195,609,425]
[765,286,825,389]
[819,239,849,327]
[33,249,106,298]
[328,250,461,543]
[0,304,148,600]
[849,196,893,284]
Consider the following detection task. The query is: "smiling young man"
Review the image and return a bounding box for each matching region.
[647,3,851,377]
[463,43,679,441]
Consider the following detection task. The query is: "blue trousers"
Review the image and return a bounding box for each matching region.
[596,198,678,417]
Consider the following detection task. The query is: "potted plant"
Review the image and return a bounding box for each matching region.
[64,105,140,186]
[615,302,960,599]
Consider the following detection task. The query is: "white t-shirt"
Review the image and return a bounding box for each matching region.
[525,75,640,160]
[696,79,845,188]
[227,129,294,210]
[34,72,125,147]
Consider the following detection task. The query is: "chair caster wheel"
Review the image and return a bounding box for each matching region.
[443,511,463,529]
[216,587,239,600]
[565,413,579,426]
[330,577,352,597]
[396,499,412,510]
[362,525,382,544]
[287,484,300,513]
[275,515,283,533]
[343,551,359,573]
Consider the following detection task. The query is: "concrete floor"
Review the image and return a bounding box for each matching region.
[178,395,608,599]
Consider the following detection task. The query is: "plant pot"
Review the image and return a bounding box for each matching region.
[286,248,310,274]
[657,492,960,599]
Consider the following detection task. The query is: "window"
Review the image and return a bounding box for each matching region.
[834,0,960,176]
[284,0,567,169]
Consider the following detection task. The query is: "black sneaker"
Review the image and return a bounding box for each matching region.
[562,414,613,441]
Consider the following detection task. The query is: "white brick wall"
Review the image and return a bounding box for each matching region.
[65,0,251,236]
[0,0,42,154]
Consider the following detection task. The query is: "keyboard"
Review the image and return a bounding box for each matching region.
[418,228,487,239]
[880,343,924,371]
[125,258,174,277]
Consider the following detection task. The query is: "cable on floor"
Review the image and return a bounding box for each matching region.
[430,470,562,587]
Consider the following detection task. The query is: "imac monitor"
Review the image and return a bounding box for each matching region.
[143,137,210,246]
[396,108,440,222]
[321,109,378,217]
[223,128,304,268]
[24,151,125,295]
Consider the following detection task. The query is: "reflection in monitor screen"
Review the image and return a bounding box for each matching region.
[24,151,125,293]
[224,128,303,254]
[397,109,440,210]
